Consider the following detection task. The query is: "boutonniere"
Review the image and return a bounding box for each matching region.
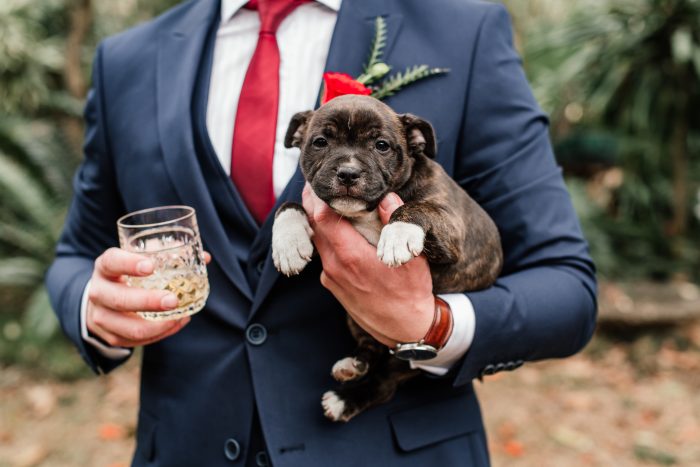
[321,17,449,104]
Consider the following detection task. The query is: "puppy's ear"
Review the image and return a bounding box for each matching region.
[284,111,313,148]
[398,114,437,159]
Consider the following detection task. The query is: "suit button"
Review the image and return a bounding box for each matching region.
[256,261,265,274]
[255,451,269,466]
[246,324,267,346]
[504,361,516,371]
[494,363,505,373]
[513,360,524,369]
[224,438,241,461]
[482,364,496,375]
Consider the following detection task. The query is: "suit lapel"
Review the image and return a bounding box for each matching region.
[156,0,253,302]
[249,0,404,317]
[322,1,403,83]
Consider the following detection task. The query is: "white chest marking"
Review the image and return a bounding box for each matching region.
[349,209,383,246]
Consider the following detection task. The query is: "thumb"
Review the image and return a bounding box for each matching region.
[378,192,404,225]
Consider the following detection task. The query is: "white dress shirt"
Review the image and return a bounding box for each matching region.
[80,0,476,375]
[208,0,340,196]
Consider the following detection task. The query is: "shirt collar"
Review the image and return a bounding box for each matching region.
[221,0,341,23]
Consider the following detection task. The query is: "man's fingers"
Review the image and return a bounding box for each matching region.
[89,280,178,312]
[302,183,339,225]
[311,200,340,225]
[95,247,154,278]
[89,304,187,346]
[301,183,315,218]
[301,184,358,249]
[301,187,367,247]
[378,192,404,225]
[302,182,312,204]
[203,251,212,264]
[319,270,335,290]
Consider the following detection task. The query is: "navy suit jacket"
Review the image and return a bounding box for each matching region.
[46,0,597,465]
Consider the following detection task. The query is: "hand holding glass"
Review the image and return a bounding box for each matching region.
[117,206,209,321]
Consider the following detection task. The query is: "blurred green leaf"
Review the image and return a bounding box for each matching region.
[0,257,45,287]
[23,287,59,339]
[671,27,693,63]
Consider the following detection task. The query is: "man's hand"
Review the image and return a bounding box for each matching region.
[86,248,210,347]
[302,184,435,347]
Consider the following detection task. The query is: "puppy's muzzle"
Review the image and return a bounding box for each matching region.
[336,166,361,187]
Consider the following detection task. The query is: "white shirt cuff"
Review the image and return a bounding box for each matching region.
[80,280,132,360]
[410,293,475,376]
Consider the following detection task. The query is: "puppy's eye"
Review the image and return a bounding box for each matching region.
[375,140,390,152]
[312,137,328,148]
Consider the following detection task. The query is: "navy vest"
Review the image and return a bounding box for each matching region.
[191,17,272,294]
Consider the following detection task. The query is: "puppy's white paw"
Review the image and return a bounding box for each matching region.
[322,391,346,422]
[331,357,368,382]
[377,222,425,267]
[272,208,314,276]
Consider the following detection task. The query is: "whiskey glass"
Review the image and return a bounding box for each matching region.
[117,206,209,321]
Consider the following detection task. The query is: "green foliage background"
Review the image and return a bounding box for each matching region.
[0,0,179,377]
[506,0,700,281]
[1,0,698,377]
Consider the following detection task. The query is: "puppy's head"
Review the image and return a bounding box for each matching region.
[284,95,436,217]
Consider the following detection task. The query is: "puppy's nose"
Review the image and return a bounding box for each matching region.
[336,167,361,186]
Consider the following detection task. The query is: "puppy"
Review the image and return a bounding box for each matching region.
[271,95,502,422]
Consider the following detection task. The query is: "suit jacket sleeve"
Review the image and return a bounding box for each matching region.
[451,5,597,386]
[46,43,130,375]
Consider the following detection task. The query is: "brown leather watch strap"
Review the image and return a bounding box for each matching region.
[421,296,454,351]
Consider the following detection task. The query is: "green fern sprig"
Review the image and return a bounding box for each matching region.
[357,17,388,84]
[371,65,449,100]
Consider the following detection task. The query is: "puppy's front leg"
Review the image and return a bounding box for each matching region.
[376,203,429,267]
[271,202,314,276]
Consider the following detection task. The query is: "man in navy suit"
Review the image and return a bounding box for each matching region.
[46,0,597,465]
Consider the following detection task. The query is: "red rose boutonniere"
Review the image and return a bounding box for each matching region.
[321,17,449,104]
[321,72,373,103]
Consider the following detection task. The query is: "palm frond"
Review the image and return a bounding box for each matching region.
[0,119,74,197]
[0,257,45,287]
[0,219,53,257]
[0,152,56,232]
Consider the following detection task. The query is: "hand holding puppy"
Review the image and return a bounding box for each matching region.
[301,184,434,348]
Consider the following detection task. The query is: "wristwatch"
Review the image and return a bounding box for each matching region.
[391,296,454,361]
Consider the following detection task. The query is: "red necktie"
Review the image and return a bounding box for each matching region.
[231,0,309,224]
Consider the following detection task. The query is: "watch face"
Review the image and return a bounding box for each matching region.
[395,345,438,361]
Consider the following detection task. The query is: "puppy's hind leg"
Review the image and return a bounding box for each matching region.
[331,317,382,383]
[323,357,418,423]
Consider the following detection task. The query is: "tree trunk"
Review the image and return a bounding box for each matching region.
[667,108,688,238]
[62,0,93,156]
[64,0,92,98]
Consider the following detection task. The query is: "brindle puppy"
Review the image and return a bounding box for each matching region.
[271,95,502,422]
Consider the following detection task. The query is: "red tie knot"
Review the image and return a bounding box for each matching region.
[246,0,310,34]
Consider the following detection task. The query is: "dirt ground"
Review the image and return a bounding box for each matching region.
[1,324,699,467]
